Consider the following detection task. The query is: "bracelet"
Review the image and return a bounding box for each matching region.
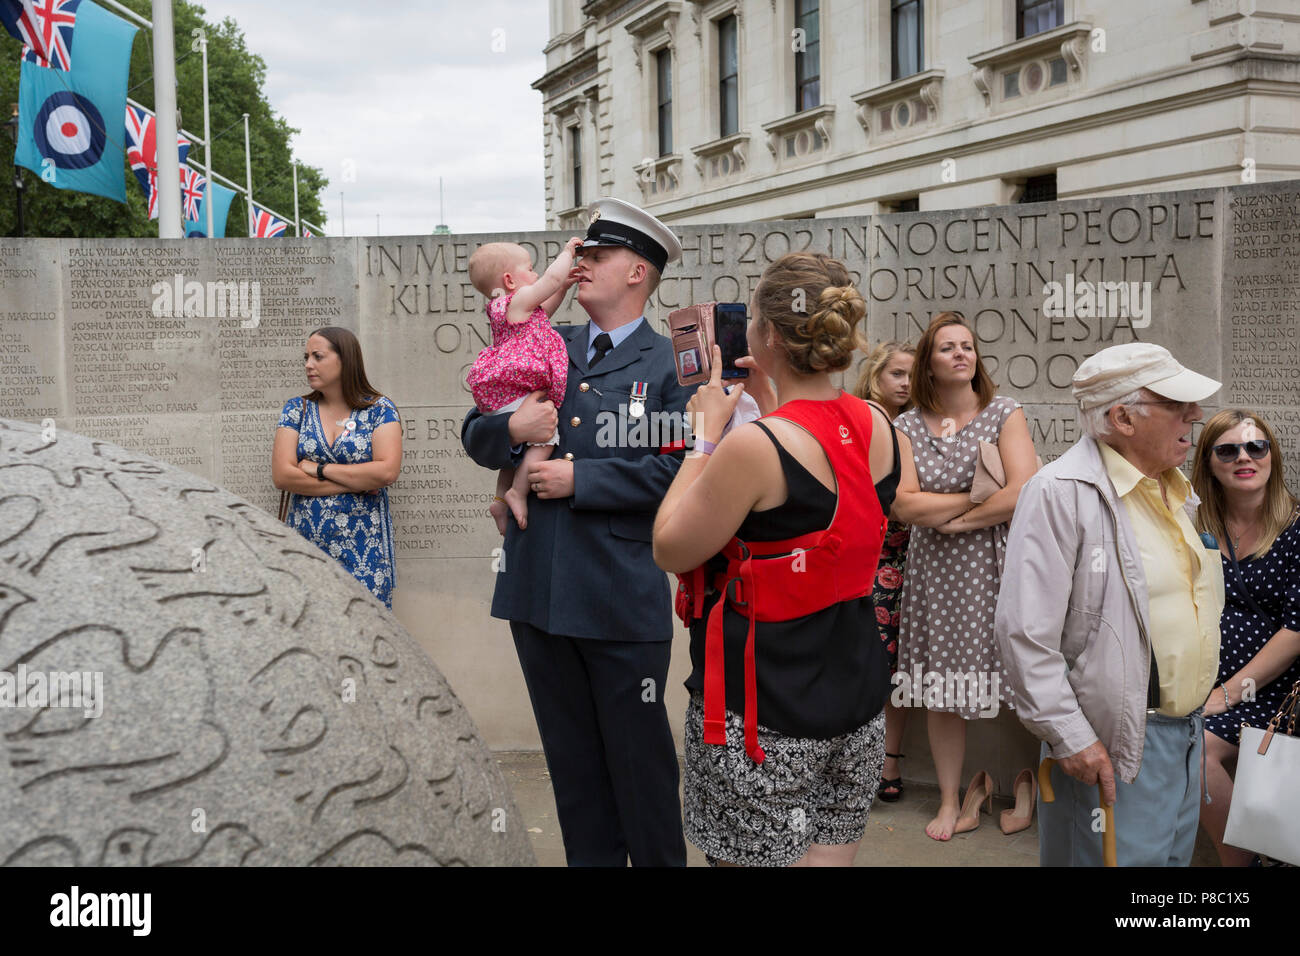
[316,462,327,481]
[493,495,506,503]
[694,439,718,456]
[1221,684,1234,709]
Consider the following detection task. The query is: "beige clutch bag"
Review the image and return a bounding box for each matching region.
[970,440,1042,503]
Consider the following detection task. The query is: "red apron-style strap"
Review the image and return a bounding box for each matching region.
[702,594,728,745]
[739,555,765,764]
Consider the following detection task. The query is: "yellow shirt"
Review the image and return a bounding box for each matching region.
[1100,443,1223,716]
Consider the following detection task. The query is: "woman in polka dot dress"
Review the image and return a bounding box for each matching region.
[1192,409,1300,867]
[892,313,1039,842]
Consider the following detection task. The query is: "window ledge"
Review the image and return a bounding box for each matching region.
[690,131,750,180]
[761,104,836,159]
[851,68,945,133]
[555,205,590,231]
[633,154,683,200]
[968,22,1093,102]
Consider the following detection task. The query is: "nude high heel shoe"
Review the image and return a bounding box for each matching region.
[999,768,1037,835]
[953,770,994,835]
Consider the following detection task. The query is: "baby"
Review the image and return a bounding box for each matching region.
[467,238,582,534]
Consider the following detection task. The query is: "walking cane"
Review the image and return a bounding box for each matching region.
[1038,757,1117,867]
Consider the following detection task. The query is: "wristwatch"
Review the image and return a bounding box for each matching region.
[316,462,327,481]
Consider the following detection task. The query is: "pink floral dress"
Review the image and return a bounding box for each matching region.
[466,292,568,413]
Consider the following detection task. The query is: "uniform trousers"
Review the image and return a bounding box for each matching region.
[511,622,687,866]
[1039,710,1205,867]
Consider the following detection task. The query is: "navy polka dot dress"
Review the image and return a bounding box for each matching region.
[1204,517,1300,747]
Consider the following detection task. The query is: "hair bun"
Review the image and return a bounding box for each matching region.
[755,253,867,374]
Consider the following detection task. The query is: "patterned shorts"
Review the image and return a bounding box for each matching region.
[683,692,886,867]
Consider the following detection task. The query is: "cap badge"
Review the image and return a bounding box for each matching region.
[589,209,602,226]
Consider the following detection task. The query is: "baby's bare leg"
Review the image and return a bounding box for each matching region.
[490,467,513,535]
[505,444,552,530]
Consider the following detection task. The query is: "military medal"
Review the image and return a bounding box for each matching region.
[629,381,648,419]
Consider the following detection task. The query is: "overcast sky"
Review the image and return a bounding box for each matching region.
[197,0,549,237]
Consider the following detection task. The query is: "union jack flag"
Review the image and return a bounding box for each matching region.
[251,207,288,238]
[302,227,314,238]
[1,1,47,61]
[18,0,81,71]
[180,166,206,221]
[125,104,191,219]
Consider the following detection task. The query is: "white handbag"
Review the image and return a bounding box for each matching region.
[1223,680,1300,866]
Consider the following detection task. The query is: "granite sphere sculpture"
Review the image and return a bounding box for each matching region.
[0,418,534,866]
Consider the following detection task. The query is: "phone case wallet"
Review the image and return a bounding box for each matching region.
[668,302,716,386]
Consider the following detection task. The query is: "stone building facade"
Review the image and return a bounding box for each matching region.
[534,0,1300,227]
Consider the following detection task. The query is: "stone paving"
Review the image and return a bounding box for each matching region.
[495,752,1220,867]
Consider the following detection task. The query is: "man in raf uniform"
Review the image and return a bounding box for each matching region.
[461,198,692,866]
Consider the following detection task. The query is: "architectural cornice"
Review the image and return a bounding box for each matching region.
[543,28,583,56]
[583,0,649,21]
[626,0,682,38]
[532,47,600,97]
[626,1,681,70]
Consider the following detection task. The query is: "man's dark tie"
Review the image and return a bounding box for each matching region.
[589,332,614,367]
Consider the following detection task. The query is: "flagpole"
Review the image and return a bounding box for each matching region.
[292,162,300,238]
[243,112,253,235]
[152,0,181,238]
[201,31,214,238]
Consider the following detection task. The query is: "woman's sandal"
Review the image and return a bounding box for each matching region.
[877,752,904,803]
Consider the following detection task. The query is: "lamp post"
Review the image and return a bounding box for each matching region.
[3,102,24,238]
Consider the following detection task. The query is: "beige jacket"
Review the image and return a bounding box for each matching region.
[994,435,1202,783]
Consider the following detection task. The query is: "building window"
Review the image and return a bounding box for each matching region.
[893,196,920,212]
[571,126,582,208]
[719,14,739,137]
[1017,0,1063,39]
[1019,173,1057,203]
[891,0,922,80]
[656,49,673,156]
[795,0,820,111]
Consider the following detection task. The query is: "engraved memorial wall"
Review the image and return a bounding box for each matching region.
[2,180,1296,757]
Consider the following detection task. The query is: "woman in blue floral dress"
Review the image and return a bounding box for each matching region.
[272,326,403,607]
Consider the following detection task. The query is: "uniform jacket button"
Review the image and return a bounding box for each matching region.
[563,452,575,461]
[579,382,590,392]
[570,416,581,427]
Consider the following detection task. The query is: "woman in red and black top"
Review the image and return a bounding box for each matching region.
[654,253,898,867]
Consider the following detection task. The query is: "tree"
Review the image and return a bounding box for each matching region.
[0,0,327,237]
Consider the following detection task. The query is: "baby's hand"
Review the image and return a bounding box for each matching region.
[564,236,584,257]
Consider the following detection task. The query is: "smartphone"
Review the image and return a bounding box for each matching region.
[714,303,750,379]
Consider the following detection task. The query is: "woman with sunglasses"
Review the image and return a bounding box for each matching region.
[1192,409,1300,866]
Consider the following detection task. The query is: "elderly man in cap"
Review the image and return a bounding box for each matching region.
[461,198,691,866]
[995,342,1225,866]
